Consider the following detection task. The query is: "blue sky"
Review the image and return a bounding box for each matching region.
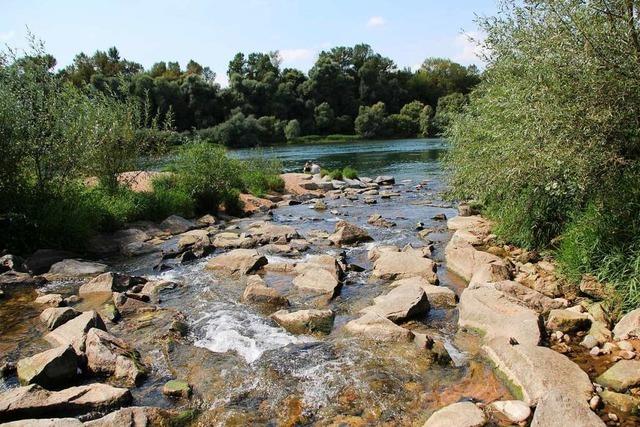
[1,0,497,86]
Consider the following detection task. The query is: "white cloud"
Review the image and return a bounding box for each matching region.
[278,48,314,63]
[0,31,15,43]
[215,73,229,88]
[367,16,386,28]
[453,31,487,65]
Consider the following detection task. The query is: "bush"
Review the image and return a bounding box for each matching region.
[239,155,285,197]
[342,166,358,179]
[284,119,301,141]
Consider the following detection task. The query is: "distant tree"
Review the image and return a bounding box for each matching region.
[433,92,466,134]
[314,102,335,134]
[285,119,301,140]
[418,105,434,137]
[354,102,388,138]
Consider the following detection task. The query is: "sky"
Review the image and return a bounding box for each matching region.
[1,0,497,87]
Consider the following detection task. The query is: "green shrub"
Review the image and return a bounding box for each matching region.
[342,167,358,179]
[239,155,284,197]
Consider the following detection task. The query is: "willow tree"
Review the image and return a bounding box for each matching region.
[446,0,640,311]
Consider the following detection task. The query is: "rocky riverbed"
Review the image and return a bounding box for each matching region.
[1,170,639,426]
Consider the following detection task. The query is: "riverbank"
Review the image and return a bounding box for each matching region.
[1,166,637,425]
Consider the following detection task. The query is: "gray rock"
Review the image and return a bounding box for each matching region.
[16,345,78,388]
[374,175,395,185]
[271,309,335,334]
[84,406,173,426]
[212,232,256,249]
[1,418,83,426]
[423,401,486,427]
[530,390,604,427]
[0,383,131,422]
[25,249,74,275]
[596,360,640,392]
[160,215,196,235]
[47,259,107,278]
[39,307,81,330]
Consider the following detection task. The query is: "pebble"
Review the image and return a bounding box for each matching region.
[563,334,571,343]
[602,342,618,354]
[590,347,601,357]
[607,413,618,422]
[589,395,600,410]
[618,340,634,352]
[554,331,564,340]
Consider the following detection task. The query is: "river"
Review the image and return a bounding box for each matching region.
[0,138,513,425]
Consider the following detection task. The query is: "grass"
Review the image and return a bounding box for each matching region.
[320,166,359,181]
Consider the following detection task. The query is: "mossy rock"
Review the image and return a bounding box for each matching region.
[163,379,192,398]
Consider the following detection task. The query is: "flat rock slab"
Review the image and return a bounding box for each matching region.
[447,215,491,232]
[205,249,267,276]
[371,252,438,283]
[485,280,564,314]
[84,406,173,427]
[39,307,81,331]
[85,328,146,385]
[0,384,131,423]
[294,254,343,279]
[445,240,506,282]
[271,309,335,334]
[530,391,605,427]
[423,401,486,427]
[292,267,341,296]
[44,311,106,353]
[596,360,640,392]
[613,308,640,340]
[344,312,414,342]
[16,345,78,388]
[483,338,593,406]
[365,282,430,323]
[246,221,300,244]
[458,286,542,346]
[546,309,591,333]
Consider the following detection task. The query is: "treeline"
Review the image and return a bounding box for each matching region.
[58,44,479,146]
[447,0,640,314]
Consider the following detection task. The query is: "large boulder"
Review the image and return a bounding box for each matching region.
[483,338,593,406]
[328,221,372,246]
[212,232,256,249]
[39,307,81,330]
[445,240,506,282]
[371,252,438,283]
[613,307,640,340]
[85,328,146,385]
[343,312,414,342]
[458,286,542,346]
[546,309,592,333]
[16,345,78,388]
[246,221,300,244]
[0,383,131,422]
[293,267,341,296]
[530,391,605,427]
[271,309,335,335]
[45,311,106,353]
[177,229,212,253]
[84,406,174,427]
[596,360,640,392]
[294,254,344,280]
[25,249,74,275]
[241,275,289,307]
[205,249,267,276]
[160,215,196,235]
[46,259,108,278]
[423,401,486,427]
[364,282,430,323]
[79,272,143,295]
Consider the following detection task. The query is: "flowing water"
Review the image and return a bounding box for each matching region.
[0,138,513,425]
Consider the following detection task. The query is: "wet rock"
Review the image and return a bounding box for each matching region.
[25,249,74,275]
[546,309,592,333]
[596,360,640,392]
[85,328,146,385]
[423,401,486,427]
[0,254,25,273]
[163,380,192,399]
[242,275,289,307]
[364,282,430,323]
[599,390,640,414]
[344,312,414,342]
[459,286,542,346]
[140,280,177,302]
[488,400,531,423]
[34,294,64,307]
[431,213,447,221]
[328,220,372,246]
[205,249,268,276]
[0,383,132,422]
[84,406,174,426]
[294,254,344,280]
[212,232,256,249]
[160,215,196,235]
[367,213,396,228]
[0,271,47,286]
[45,311,106,353]
[46,259,107,278]
[613,307,640,340]
[39,307,81,330]
[247,221,301,244]
[530,390,604,427]
[16,345,78,388]
[371,251,438,284]
[293,267,341,296]
[271,309,335,334]
[363,197,377,204]
[483,338,594,406]
[79,272,144,295]
[120,240,158,257]
[314,200,327,210]
[177,229,212,252]
[579,274,608,300]
[422,285,457,308]
[374,175,395,185]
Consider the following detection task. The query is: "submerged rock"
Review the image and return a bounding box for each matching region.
[16,345,78,388]
[483,338,593,406]
[271,309,335,334]
[343,312,414,342]
[205,249,268,276]
[0,383,131,423]
[423,401,486,427]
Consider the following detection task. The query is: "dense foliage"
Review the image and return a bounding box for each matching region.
[446,0,640,313]
[60,45,480,145]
